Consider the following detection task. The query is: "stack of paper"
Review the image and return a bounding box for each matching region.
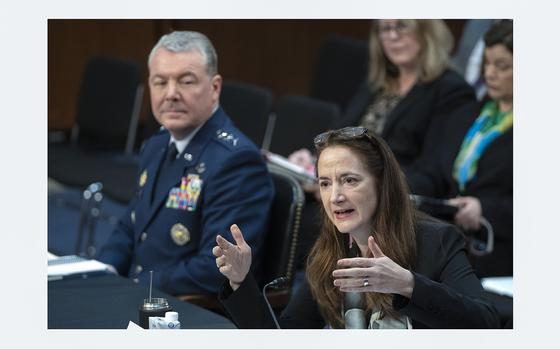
[481,276,513,297]
[264,151,317,184]
[48,253,110,281]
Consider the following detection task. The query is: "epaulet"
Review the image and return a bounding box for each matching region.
[214,128,241,149]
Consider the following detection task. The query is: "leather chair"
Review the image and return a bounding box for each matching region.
[48,55,144,202]
[310,34,369,112]
[48,56,143,258]
[267,95,340,157]
[220,79,274,148]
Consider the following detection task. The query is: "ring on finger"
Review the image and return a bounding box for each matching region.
[362,278,369,287]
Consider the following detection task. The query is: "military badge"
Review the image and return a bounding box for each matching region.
[195,162,206,174]
[170,223,190,246]
[139,170,148,187]
[166,174,203,211]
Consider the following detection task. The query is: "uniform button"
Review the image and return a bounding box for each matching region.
[140,232,148,241]
[130,211,136,224]
[135,265,143,274]
[132,278,139,283]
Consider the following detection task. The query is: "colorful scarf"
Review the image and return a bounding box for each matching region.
[453,101,513,192]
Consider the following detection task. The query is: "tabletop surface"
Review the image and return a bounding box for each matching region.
[48,274,235,329]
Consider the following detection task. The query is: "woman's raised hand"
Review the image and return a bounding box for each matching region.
[213,224,252,291]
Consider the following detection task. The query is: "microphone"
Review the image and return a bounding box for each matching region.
[344,291,366,328]
[266,276,290,289]
[343,240,366,329]
[262,276,290,329]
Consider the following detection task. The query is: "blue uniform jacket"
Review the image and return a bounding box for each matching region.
[98,107,274,295]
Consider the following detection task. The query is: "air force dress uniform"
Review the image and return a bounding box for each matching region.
[98,107,274,295]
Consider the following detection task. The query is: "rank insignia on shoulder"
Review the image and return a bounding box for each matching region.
[195,162,206,174]
[139,170,148,187]
[170,223,190,246]
[216,129,239,146]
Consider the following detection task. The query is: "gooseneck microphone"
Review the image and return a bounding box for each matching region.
[344,291,366,328]
[262,276,290,329]
[343,242,366,329]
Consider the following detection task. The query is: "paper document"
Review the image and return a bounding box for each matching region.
[48,254,110,281]
[481,276,513,297]
[127,321,144,330]
[263,151,317,183]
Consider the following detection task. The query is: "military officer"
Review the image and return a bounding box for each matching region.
[97,31,274,296]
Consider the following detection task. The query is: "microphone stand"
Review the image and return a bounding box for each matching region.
[262,276,290,329]
[344,240,366,329]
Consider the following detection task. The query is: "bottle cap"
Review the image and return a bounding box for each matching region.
[165,311,179,322]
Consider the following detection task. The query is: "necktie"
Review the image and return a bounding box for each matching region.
[165,142,178,164]
[151,142,178,204]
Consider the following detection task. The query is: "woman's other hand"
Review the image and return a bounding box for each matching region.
[449,196,482,231]
[332,236,415,298]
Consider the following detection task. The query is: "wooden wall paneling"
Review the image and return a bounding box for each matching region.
[48,19,465,132]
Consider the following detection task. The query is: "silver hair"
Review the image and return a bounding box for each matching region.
[148,31,218,76]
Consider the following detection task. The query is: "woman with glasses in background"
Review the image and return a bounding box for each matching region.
[407,20,513,278]
[213,127,500,329]
[292,19,477,173]
[345,19,476,169]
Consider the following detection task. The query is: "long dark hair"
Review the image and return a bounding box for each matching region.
[306,128,417,328]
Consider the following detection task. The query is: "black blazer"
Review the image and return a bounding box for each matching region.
[218,220,500,329]
[407,102,513,277]
[339,69,476,171]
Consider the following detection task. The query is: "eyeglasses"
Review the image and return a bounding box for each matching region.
[313,126,369,147]
[379,22,411,39]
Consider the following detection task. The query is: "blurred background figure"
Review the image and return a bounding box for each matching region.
[407,20,513,278]
[338,19,476,171]
[451,19,495,100]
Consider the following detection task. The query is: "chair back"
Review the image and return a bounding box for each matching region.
[74,56,143,151]
[268,95,339,157]
[259,166,305,287]
[220,79,273,148]
[310,35,369,111]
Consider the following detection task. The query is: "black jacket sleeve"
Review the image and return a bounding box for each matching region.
[393,222,501,328]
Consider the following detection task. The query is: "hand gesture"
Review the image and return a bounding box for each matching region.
[332,236,414,298]
[449,196,482,231]
[213,224,252,291]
